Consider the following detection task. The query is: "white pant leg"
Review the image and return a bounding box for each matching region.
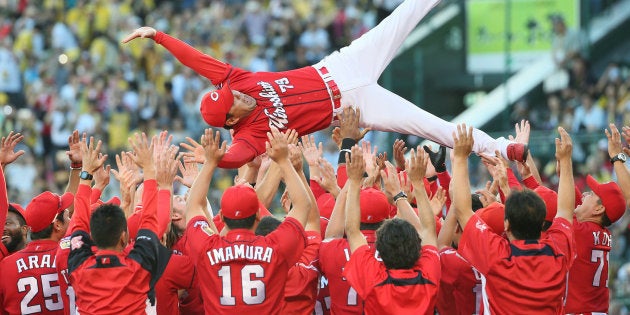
[342,84,512,158]
[315,0,441,90]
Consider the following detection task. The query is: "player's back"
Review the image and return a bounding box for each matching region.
[565,221,611,313]
[319,231,377,315]
[189,217,306,315]
[0,240,64,315]
[437,247,482,315]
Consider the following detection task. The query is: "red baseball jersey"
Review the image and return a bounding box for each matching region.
[342,245,441,315]
[314,275,331,315]
[154,32,336,168]
[67,182,171,315]
[437,247,482,315]
[0,240,65,315]
[282,231,321,315]
[186,215,307,314]
[155,253,197,315]
[564,220,611,313]
[318,230,377,315]
[459,215,575,314]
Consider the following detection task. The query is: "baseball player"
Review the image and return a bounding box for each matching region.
[564,125,629,314]
[121,0,528,169]
[183,127,311,314]
[342,147,440,314]
[66,135,173,314]
[0,191,73,315]
[452,124,575,314]
[318,187,390,315]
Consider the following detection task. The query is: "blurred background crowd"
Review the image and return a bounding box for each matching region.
[1,0,630,311]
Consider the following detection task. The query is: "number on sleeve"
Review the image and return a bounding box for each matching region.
[218,264,266,305]
[591,249,609,287]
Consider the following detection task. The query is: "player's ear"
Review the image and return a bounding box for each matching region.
[225,116,241,126]
[503,219,510,233]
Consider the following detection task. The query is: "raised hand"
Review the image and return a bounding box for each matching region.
[288,144,303,172]
[513,119,531,144]
[606,124,624,158]
[361,140,378,176]
[555,127,573,162]
[430,187,447,216]
[393,139,408,170]
[298,135,323,167]
[200,128,227,166]
[66,130,83,167]
[175,159,200,188]
[331,127,342,149]
[93,163,112,191]
[337,107,370,141]
[121,26,157,44]
[285,129,299,145]
[313,158,340,194]
[453,124,474,159]
[80,136,108,174]
[0,131,25,166]
[128,133,155,171]
[152,130,173,162]
[406,147,428,182]
[266,126,289,163]
[380,161,402,198]
[111,151,143,186]
[180,136,206,164]
[345,145,365,181]
[156,147,180,190]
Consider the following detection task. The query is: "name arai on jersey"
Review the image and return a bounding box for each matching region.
[259,78,294,130]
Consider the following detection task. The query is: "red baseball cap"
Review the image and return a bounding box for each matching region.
[533,186,558,222]
[25,191,74,232]
[221,185,260,220]
[8,203,26,221]
[200,86,234,127]
[317,193,335,219]
[475,202,505,235]
[360,188,389,223]
[586,175,626,223]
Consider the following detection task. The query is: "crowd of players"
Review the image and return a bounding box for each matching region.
[0,109,629,313]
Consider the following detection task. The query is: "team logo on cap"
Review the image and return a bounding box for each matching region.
[210,91,219,101]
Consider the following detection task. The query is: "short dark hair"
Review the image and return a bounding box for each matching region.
[360,222,384,231]
[504,190,546,240]
[255,216,282,236]
[375,218,421,269]
[31,212,66,241]
[8,205,26,225]
[223,214,257,230]
[601,212,612,227]
[90,204,128,248]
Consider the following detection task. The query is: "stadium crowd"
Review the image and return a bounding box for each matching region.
[1,0,630,314]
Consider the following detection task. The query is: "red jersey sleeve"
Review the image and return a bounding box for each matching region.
[336,164,347,188]
[90,187,102,203]
[185,216,218,265]
[217,140,259,169]
[265,217,307,267]
[437,171,451,210]
[544,217,575,266]
[458,215,510,275]
[153,31,229,85]
[522,176,540,189]
[157,189,172,237]
[342,245,382,299]
[309,179,326,200]
[139,179,158,233]
[71,184,93,234]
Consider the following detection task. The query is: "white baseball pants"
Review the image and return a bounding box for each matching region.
[314,0,513,158]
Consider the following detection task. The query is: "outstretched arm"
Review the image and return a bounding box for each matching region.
[452,124,475,229]
[555,127,574,222]
[122,27,229,84]
[608,124,630,206]
[345,146,368,253]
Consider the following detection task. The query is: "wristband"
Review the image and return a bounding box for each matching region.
[426,175,438,182]
[71,162,83,169]
[338,138,357,164]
